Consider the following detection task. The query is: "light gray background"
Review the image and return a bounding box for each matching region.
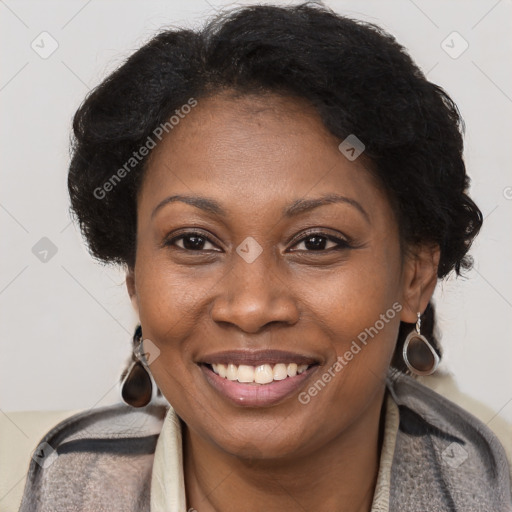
[1,0,511,426]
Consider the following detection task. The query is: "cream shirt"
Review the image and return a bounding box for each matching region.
[150,393,400,512]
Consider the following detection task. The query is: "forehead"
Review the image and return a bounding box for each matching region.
[138,92,389,221]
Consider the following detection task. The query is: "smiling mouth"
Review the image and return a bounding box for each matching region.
[203,362,315,384]
[197,349,321,406]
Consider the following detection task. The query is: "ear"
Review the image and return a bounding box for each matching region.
[126,267,139,316]
[400,244,440,323]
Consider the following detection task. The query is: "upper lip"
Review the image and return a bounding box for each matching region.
[199,349,320,367]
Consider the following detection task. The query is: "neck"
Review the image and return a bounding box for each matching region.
[183,387,387,512]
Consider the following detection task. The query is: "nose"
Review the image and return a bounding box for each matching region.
[210,250,300,334]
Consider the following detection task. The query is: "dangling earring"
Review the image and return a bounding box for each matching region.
[120,325,153,407]
[402,312,440,376]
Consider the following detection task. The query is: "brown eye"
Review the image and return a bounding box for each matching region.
[289,232,352,252]
[165,231,221,251]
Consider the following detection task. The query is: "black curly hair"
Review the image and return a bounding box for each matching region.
[67,1,482,372]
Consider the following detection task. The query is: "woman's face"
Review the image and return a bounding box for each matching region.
[128,92,432,460]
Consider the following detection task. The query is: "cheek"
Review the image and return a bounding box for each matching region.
[290,262,402,437]
[294,249,403,375]
[301,248,402,324]
[134,239,214,336]
[132,252,220,403]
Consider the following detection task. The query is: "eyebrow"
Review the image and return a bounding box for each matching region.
[283,193,370,223]
[152,195,225,219]
[151,193,370,223]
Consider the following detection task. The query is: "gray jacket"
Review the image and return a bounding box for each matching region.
[18,371,512,511]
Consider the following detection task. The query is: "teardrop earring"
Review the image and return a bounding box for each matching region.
[120,325,153,407]
[402,312,440,376]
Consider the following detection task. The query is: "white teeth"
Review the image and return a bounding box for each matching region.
[297,364,308,374]
[217,364,227,378]
[254,364,274,384]
[210,362,312,384]
[237,365,255,383]
[287,363,297,377]
[273,363,288,381]
[226,363,238,381]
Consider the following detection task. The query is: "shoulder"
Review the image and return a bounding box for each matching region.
[387,371,512,511]
[18,401,168,512]
[389,370,510,453]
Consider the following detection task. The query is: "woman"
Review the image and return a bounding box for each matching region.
[18,2,512,511]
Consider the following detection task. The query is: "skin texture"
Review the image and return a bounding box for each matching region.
[126,91,440,512]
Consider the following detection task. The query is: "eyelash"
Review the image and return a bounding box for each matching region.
[163,229,353,253]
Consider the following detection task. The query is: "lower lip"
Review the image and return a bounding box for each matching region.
[200,364,318,407]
